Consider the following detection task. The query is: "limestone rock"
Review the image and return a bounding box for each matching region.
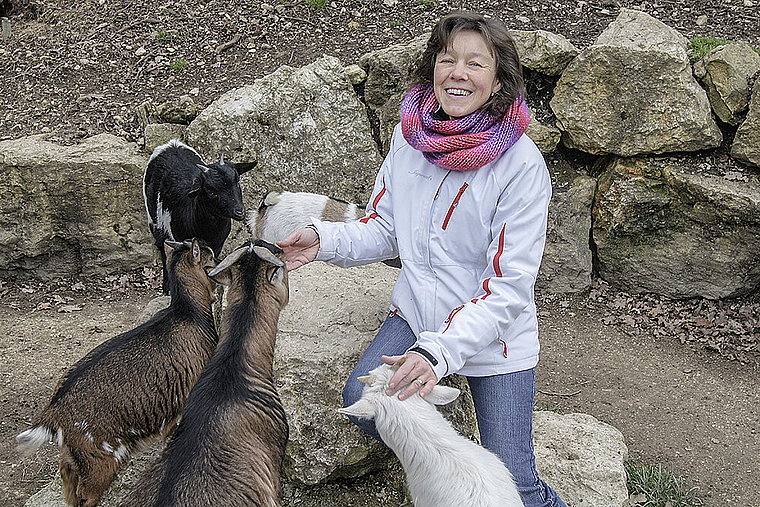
[526,118,562,154]
[732,79,760,168]
[693,42,760,125]
[550,9,722,156]
[593,156,760,299]
[359,34,428,154]
[511,29,579,75]
[538,173,595,293]
[0,134,153,280]
[156,94,198,124]
[185,56,383,207]
[143,123,187,153]
[534,411,629,507]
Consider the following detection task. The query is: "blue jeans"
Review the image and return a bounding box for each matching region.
[343,313,568,507]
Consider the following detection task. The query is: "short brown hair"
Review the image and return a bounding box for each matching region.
[411,11,525,114]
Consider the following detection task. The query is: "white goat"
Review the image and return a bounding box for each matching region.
[247,190,364,244]
[339,361,524,507]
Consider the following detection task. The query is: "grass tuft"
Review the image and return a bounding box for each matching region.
[625,461,703,507]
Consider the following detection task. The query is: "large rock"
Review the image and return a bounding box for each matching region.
[0,134,153,280]
[693,42,760,125]
[593,156,760,299]
[732,78,760,168]
[534,412,629,507]
[359,34,428,155]
[538,172,596,293]
[550,9,722,156]
[511,29,579,76]
[185,56,383,206]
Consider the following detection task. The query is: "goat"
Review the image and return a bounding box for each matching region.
[248,190,401,268]
[119,240,290,507]
[143,138,257,293]
[16,239,220,507]
[338,360,524,507]
[247,190,364,244]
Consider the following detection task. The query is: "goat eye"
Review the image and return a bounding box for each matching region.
[267,267,283,285]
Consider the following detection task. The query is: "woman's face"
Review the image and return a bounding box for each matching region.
[433,30,502,118]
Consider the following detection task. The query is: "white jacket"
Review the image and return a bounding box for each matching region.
[314,123,551,379]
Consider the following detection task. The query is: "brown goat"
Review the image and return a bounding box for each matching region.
[16,239,219,507]
[119,240,289,507]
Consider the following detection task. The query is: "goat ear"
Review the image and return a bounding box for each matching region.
[424,385,460,406]
[207,245,248,279]
[252,245,285,268]
[163,240,181,256]
[188,175,203,197]
[268,266,285,286]
[233,161,257,175]
[357,375,376,386]
[337,398,375,419]
[191,238,201,262]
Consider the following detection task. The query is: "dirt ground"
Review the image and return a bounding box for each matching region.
[1,0,759,506]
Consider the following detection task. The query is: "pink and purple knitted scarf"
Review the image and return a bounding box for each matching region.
[401,83,531,171]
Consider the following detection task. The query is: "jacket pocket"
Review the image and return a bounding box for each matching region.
[442,182,469,230]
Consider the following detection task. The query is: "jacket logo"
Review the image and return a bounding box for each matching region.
[408,170,432,180]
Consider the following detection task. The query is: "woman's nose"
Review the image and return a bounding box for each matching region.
[450,61,467,80]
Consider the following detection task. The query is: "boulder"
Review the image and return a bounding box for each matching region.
[538,172,596,293]
[534,412,629,507]
[593,156,760,299]
[24,262,629,507]
[732,78,760,168]
[0,134,153,280]
[143,123,187,153]
[526,118,562,154]
[511,29,579,76]
[185,56,383,206]
[359,34,428,155]
[693,42,760,125]
[550,9,722,156]
[155,94,199,124]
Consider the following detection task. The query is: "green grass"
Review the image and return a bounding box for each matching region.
[625,461,703,507]
[689,37,730,62]
[305,0,327,10]
[170,59,189,72]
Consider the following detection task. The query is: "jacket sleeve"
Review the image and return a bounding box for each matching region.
[312,142,399,267]
[412,153,552,380]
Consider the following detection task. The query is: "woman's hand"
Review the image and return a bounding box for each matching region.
[278,227,319,271]
[382,354,438,400]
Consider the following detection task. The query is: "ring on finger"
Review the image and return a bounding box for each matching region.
[414,378,424,386]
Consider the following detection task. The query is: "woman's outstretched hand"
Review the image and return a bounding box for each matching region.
[278,227,320,271]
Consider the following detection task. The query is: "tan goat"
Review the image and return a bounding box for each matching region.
[16,239,219,507]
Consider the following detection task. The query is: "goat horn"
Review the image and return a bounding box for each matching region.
[219,153,225,165]
[207,245,248,278]
[252,246,285,268]
[357,375,376,386]
[164,240,183,249]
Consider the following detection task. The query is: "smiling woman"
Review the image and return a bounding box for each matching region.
[278,10,566,507]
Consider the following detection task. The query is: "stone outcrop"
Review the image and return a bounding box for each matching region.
[0,134,153,280]
[732,78,760,168]
[185,55,383,206]
[550,9,722,156]
[693,42,760,125]
[24,262,629,507]
[538,173,596,293]
[511,29,579,75]
[593,156,760,299]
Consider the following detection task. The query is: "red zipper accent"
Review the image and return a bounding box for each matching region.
[500,339,508,358]
[442,305,465,333]
[442,183,468,230]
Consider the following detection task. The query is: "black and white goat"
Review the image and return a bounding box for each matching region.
[339,360,524,507]
[16,239,220,507]
[119,240,289,507]
[144,139,257,293]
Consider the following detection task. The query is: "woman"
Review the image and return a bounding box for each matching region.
[280,11,567,507]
